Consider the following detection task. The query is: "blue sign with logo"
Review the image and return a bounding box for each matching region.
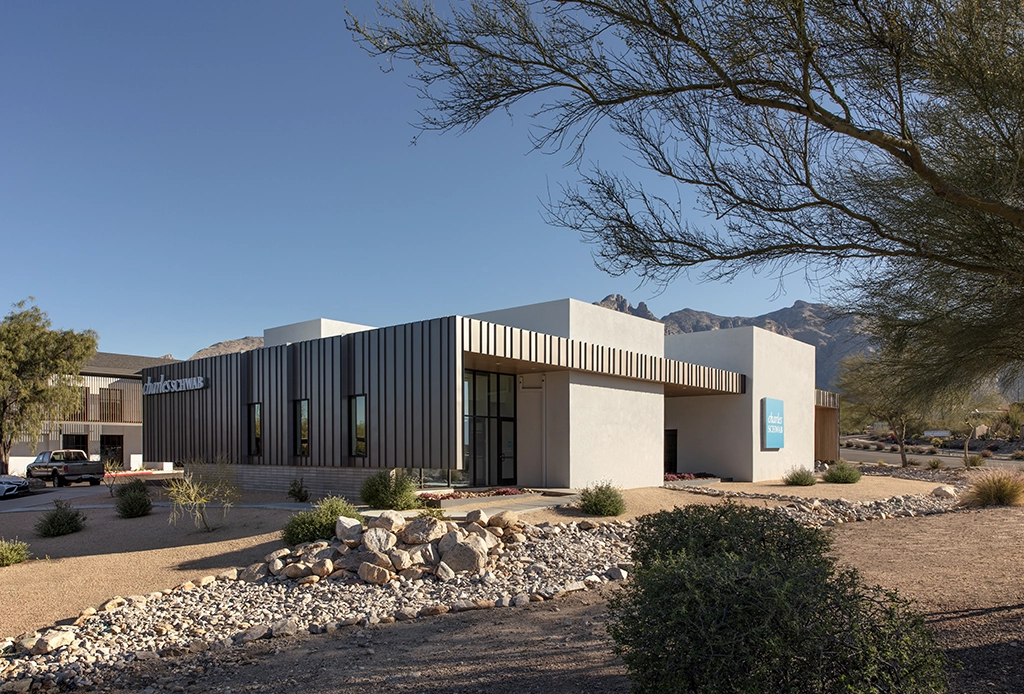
[762,398,785,449]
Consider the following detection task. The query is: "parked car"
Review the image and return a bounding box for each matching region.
[25,450,104,487]
[0,474,30,498]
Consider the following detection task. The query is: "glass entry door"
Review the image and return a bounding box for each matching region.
[463,370,516,487]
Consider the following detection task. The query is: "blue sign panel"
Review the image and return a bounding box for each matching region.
[762,398,785,449]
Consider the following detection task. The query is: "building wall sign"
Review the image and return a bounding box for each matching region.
[762,397,785,449]
[143,375,207,396]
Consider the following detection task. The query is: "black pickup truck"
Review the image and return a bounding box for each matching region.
[25,450,105,487]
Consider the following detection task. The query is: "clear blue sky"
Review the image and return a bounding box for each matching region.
[1,1,820,360]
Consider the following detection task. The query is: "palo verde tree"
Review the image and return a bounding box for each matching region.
[350,0,1024,394]
[0,301,98,475]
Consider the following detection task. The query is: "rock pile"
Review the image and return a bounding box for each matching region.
[0,510,633,691]
[676,485,962,527]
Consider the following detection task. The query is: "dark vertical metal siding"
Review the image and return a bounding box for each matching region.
[141,354,241,463]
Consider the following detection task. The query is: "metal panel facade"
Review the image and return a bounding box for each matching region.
[142,315,742,470]
[143,318,463,470]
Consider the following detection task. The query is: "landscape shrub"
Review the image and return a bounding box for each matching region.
[967,455,986,468]
[782,467,816,486]
[907,458,922,466]
[416,506,452,521]
[114,478,148,499]
[931,437,944,448]
[608,505,946,694]
[1011,450,1024,461]
[0,539,31,567]
[360,470,421,510]
[116,489,152,518]
[960,469,1024,508]
[822,460,862,484]
[889,444,899,453]
[282,495,364,546]
[287,478,310,503]
[926,446,938,455]
[874,442,885,451]
[928,458,944,470]
[980,449,994,458]
[166,461,240,531]
[578,481,626,516]
[628,503,832,572]
[35,499,86,537]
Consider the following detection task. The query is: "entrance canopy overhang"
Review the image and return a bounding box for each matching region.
[458,317,745,397]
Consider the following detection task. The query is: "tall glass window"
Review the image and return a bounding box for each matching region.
[463,370,516,486]
[350,394,367,456]
[248,403,262,456]
[293,400,309,457]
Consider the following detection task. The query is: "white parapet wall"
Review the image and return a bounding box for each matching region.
[471,298,664,356]
[665,326,815,482]
[264,318,375,348]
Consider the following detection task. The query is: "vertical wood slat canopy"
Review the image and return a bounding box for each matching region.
[143,316,746,471]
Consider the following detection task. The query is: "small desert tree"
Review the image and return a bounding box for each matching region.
[0,301,97,474]
[836,353,924,466]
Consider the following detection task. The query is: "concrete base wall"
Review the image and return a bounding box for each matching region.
[230,464,383,502]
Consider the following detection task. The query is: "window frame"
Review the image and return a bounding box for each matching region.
[293,399,309,457]
[350,394,367,457]
[248,402,262,457]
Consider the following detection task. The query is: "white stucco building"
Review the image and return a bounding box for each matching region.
[142,298,838,498]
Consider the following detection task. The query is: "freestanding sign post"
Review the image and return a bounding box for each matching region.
[762,398,785,449]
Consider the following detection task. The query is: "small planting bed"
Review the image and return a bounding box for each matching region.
[664,472,722,487]
[417,487,542,508]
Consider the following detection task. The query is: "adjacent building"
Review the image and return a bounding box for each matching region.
[7,352,178,476]
[141,299,839,498]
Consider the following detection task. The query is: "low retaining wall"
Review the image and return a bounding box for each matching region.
[229,465,381,501]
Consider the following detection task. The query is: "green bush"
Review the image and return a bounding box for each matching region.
[282,495,365,546]
[928,458,944,470]
[360,470,421,510]
[578,481,626,516]
[967,454,986,468]
[0,539,31,567]
[980,449,994,458]
[114,478,148,499]
[931,437,944,448]
[822,460,862,484]
[1011,450,1024,461]
[35,499,86,537]
[116,490,153,518]
[287,478,310,503]
[907,458,922,466]
[960,469,1024,508]
[607,505,947,694]
[782,467,816,486]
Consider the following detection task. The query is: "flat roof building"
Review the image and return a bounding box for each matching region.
[141,299,838,498]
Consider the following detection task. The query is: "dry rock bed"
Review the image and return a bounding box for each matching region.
[3,474,1024,694]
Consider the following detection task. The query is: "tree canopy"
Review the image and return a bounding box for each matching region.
[0,301,98,474]
[350,0,1024,393]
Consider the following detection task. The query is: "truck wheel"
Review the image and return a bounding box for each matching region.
[52,473,65,488]
[88,479,100,486]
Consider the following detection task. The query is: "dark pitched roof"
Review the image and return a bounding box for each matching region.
[81,352,179,378]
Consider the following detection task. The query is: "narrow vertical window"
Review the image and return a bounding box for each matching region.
[293,399,309,457]
[249,403,262,456]
[350,394,367,457]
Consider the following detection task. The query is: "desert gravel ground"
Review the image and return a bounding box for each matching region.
[2,477,1022,693]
